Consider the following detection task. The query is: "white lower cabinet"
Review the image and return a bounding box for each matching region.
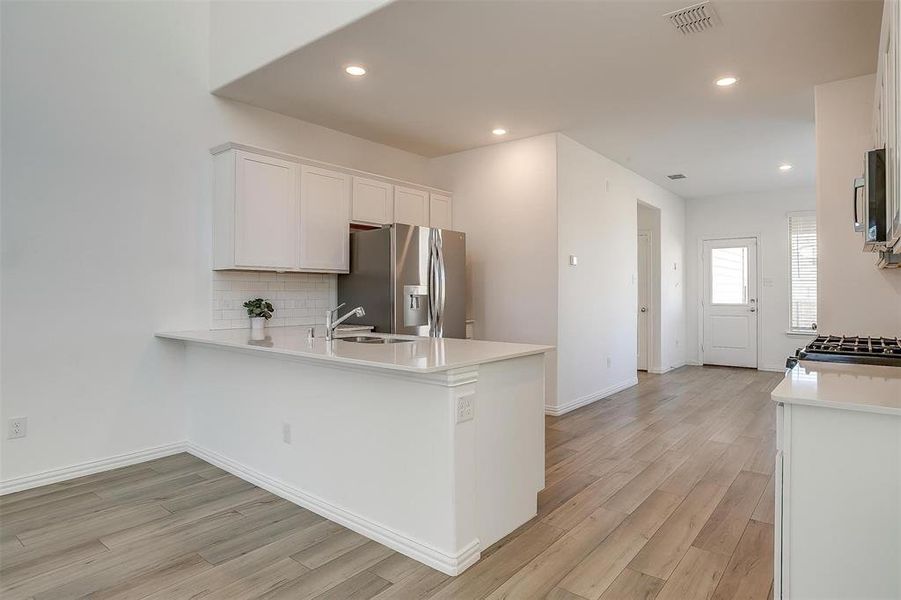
[394,185,430,226]
[775,401,900,599]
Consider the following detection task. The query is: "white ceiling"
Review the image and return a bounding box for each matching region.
[215,0,883,199]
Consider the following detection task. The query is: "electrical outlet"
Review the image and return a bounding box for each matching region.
[8,417,27,440]
[456,394,474,424]
[282,422,292,444]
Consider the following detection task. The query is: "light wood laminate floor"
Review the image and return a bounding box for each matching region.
[0,366,781,600]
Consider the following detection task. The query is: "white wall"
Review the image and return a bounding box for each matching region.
[815,74,901,335]
[429,135,559,404]
[556,135,686,412]
[556,136,638,408]
[430,134,685,414]
[0,0,434,483]
[209,0,391,91]
[622,155,687,374]
[684,188,817,371]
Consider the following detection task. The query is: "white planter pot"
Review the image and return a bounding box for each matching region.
[250,317,267,331]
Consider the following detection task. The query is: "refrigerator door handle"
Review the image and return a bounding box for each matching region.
[436,231,446,337]
[428,228,446,337]
[428,230,438,336]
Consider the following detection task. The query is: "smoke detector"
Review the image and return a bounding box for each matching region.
[664,1,720,35]
[667,173,687,180]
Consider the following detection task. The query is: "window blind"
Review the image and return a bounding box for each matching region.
[789,212,817,332]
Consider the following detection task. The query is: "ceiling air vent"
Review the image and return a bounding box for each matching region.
[667,173,687,180]
[664,1,720,35]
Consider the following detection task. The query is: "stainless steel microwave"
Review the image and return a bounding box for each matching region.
[853,148,887,251]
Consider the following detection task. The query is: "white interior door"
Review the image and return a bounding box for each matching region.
[637,232,651,371]
[702,238,758,368]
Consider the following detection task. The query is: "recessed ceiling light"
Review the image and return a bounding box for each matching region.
[779,164,793,171]
[715,76,738,87]
[345,65,366,76]
[492,128,507,136]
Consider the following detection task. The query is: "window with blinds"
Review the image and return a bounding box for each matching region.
[788,212,817,332]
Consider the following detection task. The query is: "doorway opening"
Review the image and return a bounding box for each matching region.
[700,236,759,368]
[637,201,661,373]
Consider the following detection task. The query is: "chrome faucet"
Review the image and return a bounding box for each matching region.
[325,303,366,341]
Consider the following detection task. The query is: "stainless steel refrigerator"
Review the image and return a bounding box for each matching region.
[337,224,466,338]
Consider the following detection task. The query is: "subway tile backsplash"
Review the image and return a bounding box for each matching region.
[211,271,337,330]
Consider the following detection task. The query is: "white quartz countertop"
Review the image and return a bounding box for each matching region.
[156,326,553,374]
[772,361,901,416]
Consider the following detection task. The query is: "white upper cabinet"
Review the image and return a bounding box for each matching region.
[299,166,350,272]
[429,193,453,229]
[394,186,430,226]
[214,149,300,270]
[875,0,901,251]
[352,176,394,225]
[212,143,454,273]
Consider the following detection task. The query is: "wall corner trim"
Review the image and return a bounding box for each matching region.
[545,376,639,416]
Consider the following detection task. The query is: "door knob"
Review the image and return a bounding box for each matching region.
[640,307,647,313]
[750,308,756,312]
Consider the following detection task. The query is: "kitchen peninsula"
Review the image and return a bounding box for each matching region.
[156,327,552,575]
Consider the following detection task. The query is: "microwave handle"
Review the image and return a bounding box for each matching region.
[852,176,865,233]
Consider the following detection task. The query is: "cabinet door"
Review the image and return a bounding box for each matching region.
[300,166,350,272]
[888,0,901,249]
[352,177,394,224]
[429,193,452,229]
[394,186,430,226]
[234,151,299,269]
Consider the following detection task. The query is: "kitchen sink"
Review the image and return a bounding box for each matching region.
[338,335,412,344]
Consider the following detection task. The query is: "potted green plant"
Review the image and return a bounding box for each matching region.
[243,298,274,332]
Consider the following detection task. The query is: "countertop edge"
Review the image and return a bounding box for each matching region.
[771,391,901,417]
[771,362,901,417]
[155,331,553,374]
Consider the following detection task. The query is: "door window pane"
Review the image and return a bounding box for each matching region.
[711,247,748,304]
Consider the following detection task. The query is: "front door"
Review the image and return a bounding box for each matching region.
[702,238,758,368]
[637,232,651,371]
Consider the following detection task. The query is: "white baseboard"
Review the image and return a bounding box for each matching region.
[684,360,703,366]
[0,441,187,496]
[648,362,687,375]
[186,443,479,576]
[545,376,639,416]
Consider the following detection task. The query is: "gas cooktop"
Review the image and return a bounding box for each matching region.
[796,335,901,367]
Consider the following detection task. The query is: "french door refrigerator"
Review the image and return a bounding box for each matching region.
[337,224,466,338]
